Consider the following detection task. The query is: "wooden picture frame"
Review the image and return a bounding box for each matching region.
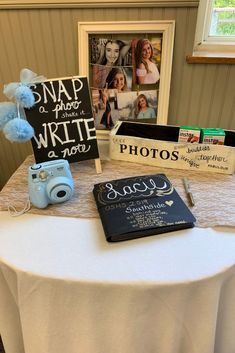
[78,21,175,139]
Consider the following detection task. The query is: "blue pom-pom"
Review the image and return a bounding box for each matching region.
[15,85,35,108]
[0,102,17,130]
[3,118,34,142]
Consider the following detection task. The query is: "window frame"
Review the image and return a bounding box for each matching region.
[193,0,235,56]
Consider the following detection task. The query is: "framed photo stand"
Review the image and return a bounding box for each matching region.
[78,21,175,139]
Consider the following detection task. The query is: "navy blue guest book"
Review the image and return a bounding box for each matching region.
[93,174,196,242]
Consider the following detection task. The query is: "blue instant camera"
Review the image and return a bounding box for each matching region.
[28,159,74,209]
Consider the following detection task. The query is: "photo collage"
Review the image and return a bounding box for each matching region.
[89,35,162,130]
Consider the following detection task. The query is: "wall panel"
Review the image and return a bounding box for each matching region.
[0,3,234,189]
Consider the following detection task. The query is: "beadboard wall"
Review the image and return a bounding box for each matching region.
[0,1,234,190]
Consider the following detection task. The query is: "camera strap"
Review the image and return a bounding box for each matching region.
[8,197,31,217]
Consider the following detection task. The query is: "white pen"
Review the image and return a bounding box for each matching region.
[183,178,195,207]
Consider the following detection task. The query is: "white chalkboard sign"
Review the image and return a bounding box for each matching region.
[25,76,101,172]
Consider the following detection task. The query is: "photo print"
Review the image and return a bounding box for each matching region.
[117,90,158,122]
[89,36,161,130]
[132,36,162,86]
[90,37,132,67]
[91,88,120,130]
[89,37,133,130]
[92,66,132,91]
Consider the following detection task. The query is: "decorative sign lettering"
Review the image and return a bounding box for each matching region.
[110,122,235,175]
[25,76,100,165]
[96,175,173,204]
[93,174,196,242]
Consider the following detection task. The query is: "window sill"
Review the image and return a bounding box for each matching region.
[186,52,235,64]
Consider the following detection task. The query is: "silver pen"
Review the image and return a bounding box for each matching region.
[183,178,195,207]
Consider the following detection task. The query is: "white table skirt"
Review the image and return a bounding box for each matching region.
[0,211,235,353]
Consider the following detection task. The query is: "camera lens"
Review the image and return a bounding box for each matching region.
[57,190,66,198]
[48,183,73,203]
[46,176,74,204]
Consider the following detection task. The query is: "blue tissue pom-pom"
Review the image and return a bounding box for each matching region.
[0,102,17,130]
[3,118,34,142]
[15,85,35,108]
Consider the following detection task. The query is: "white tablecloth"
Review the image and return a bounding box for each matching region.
[0,211,235,353]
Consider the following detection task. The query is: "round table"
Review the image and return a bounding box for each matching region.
[0,211,235,353]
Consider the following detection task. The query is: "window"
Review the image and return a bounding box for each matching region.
[193,0,235,56]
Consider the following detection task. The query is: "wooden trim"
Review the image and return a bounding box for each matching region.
[186,55,235,65]
[0,0,199,9]
[78,20,175,139]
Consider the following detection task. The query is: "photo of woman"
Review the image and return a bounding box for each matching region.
[97,40,121,66]
[91,88,121,130]
[90,38,132,90]
[135,94,156,119]
[100,88,114,129]
[134,38,160,85]
[90,35,161,130]
[117,90,157,121]
[91,38,131,67]
[105,67,130,92]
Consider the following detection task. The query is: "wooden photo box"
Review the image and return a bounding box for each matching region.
[109,121,235,175]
